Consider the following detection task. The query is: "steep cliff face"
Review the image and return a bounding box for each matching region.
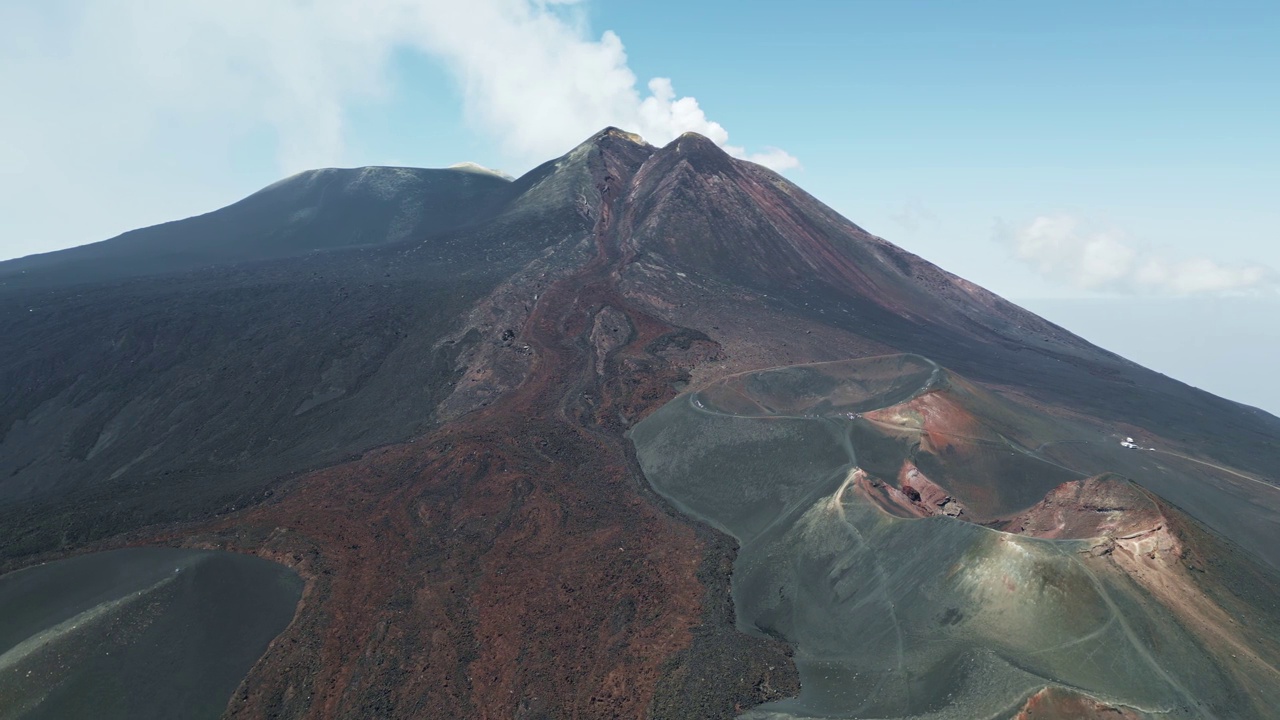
[2,128,1279,719]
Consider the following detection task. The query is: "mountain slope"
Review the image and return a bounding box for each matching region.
[1,128,1278,719]
[0,165,517,288]
[632,355,1280,718]
[0,160,586,555]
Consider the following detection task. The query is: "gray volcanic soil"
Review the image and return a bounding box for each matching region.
[631,355,1280,719]
[0,548,301,720]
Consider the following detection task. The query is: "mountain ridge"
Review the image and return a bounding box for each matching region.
[0,164,517,286]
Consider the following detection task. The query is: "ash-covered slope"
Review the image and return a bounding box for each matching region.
[1,128,1278,719]
[0,157,589,557]
[0,165,517,288]
[632,355,1280,718]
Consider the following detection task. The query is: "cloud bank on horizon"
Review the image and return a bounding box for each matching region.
[1002,215,1275,296]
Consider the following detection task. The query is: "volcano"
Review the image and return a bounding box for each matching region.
[2,128,1278,719]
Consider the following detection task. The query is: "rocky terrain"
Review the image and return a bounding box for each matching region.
[2,128,1278,718]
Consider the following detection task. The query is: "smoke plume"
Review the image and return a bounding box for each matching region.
[0,0,797,259]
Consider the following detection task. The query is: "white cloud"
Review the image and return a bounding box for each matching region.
[0,0,796,260]
[1001,214,1274,295]
[735,147,802,172]
[1132,256,1272,295]
[405,10,798,169]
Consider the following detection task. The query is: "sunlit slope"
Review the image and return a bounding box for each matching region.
[631,354,1280,719]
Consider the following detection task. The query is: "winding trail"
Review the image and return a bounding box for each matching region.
[1149,449,1280,494]
[642,351,1280,719]
[0,573,177,673]
[1054,543,1194,715]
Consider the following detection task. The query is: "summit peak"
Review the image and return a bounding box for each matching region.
[447,162,514,181]
[594,126,650,147]
[667,131,734,163]
[559,127,655,166]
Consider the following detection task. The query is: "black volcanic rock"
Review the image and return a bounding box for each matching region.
[1,129,1279,720]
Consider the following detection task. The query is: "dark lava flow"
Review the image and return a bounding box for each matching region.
[122,129,798,719]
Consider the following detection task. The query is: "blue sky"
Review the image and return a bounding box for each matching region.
[336,1,1280,298]
[2,0,1278,409]
[601,1,1280,299]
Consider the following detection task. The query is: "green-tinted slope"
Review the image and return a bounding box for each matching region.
[631,355,1280,719]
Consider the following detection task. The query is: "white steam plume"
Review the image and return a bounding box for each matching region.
[5,0,795,174]
[1001,214,1274,295]
[390,3,798,169]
